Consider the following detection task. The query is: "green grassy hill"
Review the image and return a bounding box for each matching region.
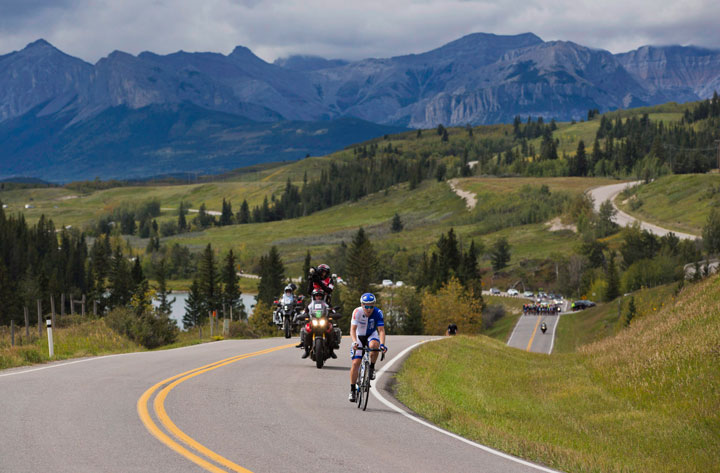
[615,174,720,235]
[395,276,720,472]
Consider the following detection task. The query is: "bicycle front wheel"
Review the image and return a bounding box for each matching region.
[361,363,370,411]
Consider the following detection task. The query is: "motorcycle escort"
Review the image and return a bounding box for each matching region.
[298,298,342,369]
[273,285,304,338]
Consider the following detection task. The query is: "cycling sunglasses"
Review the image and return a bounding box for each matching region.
[363,305,374,309]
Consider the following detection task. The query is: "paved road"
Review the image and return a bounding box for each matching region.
[1,336,559,473]
[507,313,561,354]
[587,182,698,240]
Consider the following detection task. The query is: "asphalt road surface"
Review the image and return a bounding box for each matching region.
[507,313,562,354]
[587,182,698,240]
[1,336,560,473]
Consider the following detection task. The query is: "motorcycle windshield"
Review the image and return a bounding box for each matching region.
[282,294,294,305]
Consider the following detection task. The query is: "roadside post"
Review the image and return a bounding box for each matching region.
[10,320,14,346]
[46,318,54,358]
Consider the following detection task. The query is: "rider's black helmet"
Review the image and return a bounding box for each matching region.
[317,263,330,277]
[312,289,324,299]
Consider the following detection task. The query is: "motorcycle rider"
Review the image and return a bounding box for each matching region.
[541,321,547,333]
[297,289,339,359]
[349,293,387,402]
[274,284,299,325]
[307,264,334,303]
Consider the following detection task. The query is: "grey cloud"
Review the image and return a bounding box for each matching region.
[1,0,719,64]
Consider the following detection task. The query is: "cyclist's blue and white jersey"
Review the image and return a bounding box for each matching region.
[350,306,384,359]
[351,306,384,339]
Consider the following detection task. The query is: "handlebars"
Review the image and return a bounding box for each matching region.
[353,345,386,361]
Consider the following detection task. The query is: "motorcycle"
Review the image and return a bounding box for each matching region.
[299,300,342,369]
[540,322,547,334]
[273,294,304,338]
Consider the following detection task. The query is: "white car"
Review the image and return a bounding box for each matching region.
[507,289,519,296]
[395,281,404,287]
[382,279,394,287]
[523,291,534,298]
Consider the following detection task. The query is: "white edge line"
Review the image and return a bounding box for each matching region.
[506,314,524,346]
[372,339,563,473]
[0,338,242,378]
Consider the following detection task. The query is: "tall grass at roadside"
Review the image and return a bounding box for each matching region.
[554,282,679,353]
[0,319,140,370]
[395,276,720,473]
[615,174,719,235]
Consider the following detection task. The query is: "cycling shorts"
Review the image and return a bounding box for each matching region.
[350,332,380,359]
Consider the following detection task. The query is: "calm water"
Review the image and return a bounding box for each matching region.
[153,292,256,329]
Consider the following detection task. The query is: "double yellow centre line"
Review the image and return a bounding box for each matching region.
[525,317,542,351]
[137,343,294,472]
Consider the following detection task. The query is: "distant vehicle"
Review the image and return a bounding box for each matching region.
[336,277,347,286]
[1,204,7,209]
[24,204,34,209]
[490,288,501,295]
[572,300,596,311]
[507,288,519,296]
[523,291,534,298]
[382,279,394,287]
[395,281,404,287]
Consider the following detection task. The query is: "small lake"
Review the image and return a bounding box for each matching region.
[153,292,256,329]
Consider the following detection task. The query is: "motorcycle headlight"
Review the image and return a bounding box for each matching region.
[284,305,290,310]
[311,319,318,327]
[320,319,326,327]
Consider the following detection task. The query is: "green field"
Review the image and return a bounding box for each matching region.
[615,174,720,235]
[395,276,720,473]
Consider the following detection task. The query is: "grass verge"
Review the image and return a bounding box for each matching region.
[394,276,720,473]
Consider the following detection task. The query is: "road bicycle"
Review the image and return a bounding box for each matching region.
[355,346,385,411]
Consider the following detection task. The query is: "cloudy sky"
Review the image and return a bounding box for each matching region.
[1,0,719,64]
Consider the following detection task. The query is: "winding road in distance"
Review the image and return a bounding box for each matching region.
[1,336,560,473]
[587,181,699,240]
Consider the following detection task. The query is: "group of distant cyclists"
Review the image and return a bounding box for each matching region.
[523,302,561,315]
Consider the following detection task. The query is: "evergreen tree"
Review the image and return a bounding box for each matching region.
[625,296,637,326]
[345,228,378,293]
[183,278,204,329]
[605,252,620,301]
[301,250,312,296]
[256,246,285,306]
[107,245,133,309]
[154,258,175,318]
[391,213,404,233]
[131,256,144,288]
[219,198,234,226]
[178,201,188,231]
[221,250,246,319]
[489,237,511,271]
[198,243,221,315]
[702,207,720,255]
[571,140,588,176]
[237,199,250,224]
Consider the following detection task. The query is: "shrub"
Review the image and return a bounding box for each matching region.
[105,307,178,349]
[482,305,505,330]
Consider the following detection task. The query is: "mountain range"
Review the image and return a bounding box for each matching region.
[1,33,719,181]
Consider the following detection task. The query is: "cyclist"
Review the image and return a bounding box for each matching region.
[349,293,387,402]
[446,323,458,336]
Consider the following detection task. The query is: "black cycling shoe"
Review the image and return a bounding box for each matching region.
[348,390,357,402]
[301,350,310,359]
[330,351,337,359]
[369,367,376,380]
[295,342,303,348]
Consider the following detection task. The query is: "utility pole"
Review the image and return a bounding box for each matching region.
[715,140,720,171]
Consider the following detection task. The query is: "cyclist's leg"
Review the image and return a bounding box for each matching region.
[349,345,362,401]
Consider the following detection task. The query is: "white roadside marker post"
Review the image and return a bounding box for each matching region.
[46,318,54,358]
